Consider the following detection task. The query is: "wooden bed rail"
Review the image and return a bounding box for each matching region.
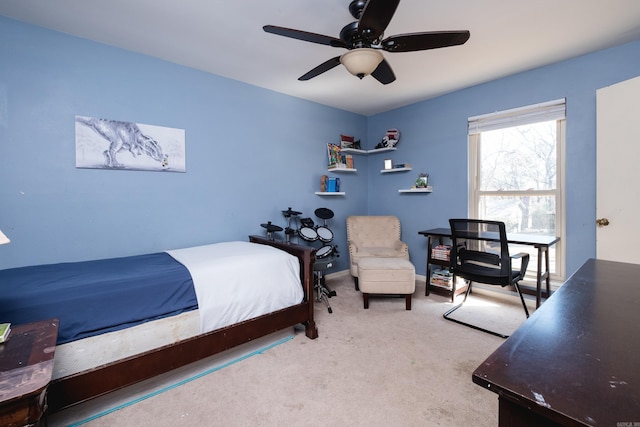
[48,236,318,412]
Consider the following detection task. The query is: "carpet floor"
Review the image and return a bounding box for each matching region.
[50,273,535,427]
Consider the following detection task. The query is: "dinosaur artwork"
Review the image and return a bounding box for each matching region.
[75,116,185,172]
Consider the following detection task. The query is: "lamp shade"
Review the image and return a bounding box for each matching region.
[0,229,9,245]
[340,48,384,79]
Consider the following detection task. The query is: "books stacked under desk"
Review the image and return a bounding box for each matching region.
[431,244,451,262]
[430,268,454,289]
[430,245,453,289]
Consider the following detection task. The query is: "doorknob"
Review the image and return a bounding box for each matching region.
[596,218,610,226]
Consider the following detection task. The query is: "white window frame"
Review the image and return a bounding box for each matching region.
[468,99,566,282]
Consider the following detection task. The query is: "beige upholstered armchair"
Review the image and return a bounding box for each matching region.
[346,215,410,289]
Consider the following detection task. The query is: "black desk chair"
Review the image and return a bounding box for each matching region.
[443,219,530,338]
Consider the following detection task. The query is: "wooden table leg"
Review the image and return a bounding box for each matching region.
[535,244,552,308]
[425,235,432,297]
[545,245,551,300]
[536,246,543,308]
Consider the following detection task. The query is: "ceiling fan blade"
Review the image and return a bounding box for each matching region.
[263,25,347,48]
[371,58,396,85]
[298,56,342,81]
[382,31,470,52]
[358,0,400,41]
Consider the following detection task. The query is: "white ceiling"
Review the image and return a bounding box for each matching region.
[2,0,640,116]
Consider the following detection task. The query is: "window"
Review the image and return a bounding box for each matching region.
[468,100,565,281]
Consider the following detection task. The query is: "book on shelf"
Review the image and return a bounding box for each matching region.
[431,244,451,262]
[0,322,11,343]
[345,154,354,169]
[327,177,340,192]
[340,134,360,149]
[430,268,453,288]
[327,143,342,167]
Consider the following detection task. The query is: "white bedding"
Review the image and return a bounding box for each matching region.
[167,241,304,333]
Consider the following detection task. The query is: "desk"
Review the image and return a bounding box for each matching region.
[0,319,59,427]
[472,259,640,426]
[418,228,559,307]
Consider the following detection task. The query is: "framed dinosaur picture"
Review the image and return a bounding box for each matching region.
[75,116,186,172]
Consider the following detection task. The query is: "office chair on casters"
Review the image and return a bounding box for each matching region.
[443,219,530,338]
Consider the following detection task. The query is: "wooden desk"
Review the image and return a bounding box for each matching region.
[0,319,59,427]
[418,228,559,307]
[473,259,640,426]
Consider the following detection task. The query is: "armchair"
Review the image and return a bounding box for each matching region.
[346,215,409,290]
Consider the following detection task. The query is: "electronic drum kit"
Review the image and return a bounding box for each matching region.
[297,208,338,260]
[261,206,339,313]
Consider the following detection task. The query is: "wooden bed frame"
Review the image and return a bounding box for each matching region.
[47,235,318,412]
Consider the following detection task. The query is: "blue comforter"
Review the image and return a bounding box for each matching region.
[0,252,198,344]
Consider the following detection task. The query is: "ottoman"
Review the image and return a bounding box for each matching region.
[357,257,416,310]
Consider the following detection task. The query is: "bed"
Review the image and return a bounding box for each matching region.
[0,235,318,411]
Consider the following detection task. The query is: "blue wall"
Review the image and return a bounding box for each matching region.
[0,17,367,270]
[368,40,640,277]
[1,16,639,279]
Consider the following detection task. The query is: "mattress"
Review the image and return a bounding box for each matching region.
[53,309,200,380]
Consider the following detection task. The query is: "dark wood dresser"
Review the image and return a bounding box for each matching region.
[0,319,59,427]
[473,259,640,426]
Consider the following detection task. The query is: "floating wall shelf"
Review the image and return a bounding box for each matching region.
[328,168,357,173]
[315,192,346,196]
[341,147,397,155]
[399,187,433,193]
[381,167,412,174]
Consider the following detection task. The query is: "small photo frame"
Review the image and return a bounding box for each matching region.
[384,159,393,170]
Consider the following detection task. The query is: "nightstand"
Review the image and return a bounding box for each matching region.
[0,319,59,427]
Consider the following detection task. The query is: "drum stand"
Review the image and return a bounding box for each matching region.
[312,207,338,314]
[282,207,302,244]
[314,256,337,313]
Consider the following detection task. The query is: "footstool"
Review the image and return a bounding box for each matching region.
[357,257,416,310]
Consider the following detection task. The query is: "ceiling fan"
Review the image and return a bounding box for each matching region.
[263,0,470,84]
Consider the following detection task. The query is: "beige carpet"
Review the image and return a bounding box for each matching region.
[50,274,535,427]
[443,286,533,338]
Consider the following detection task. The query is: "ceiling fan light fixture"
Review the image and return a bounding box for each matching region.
[340,48,383,79]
